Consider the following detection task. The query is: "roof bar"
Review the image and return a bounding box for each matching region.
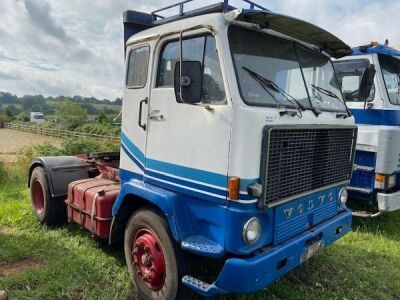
[242,0,268,11]
[151,0,194,19]
[152,0,267,20]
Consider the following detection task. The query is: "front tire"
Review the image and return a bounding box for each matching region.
[30,166,65,226]
[124,207,188,300]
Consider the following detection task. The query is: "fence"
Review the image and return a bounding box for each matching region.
[4,123,120,141]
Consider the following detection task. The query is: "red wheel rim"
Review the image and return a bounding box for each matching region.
[31,180,44,214]
[132,228,166,290]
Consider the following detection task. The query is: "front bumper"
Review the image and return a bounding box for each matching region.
[182,209,352,296]
[377,190,400,211]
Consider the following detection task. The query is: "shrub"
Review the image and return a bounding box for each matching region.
[14,138,119,182]
[15,143,62,179]
[74,123,120,137]
[17,112,30,122]
[60,138,120,155]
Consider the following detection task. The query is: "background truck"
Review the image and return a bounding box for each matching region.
[30,112,45,124]
[28,1,359,298]
[334,41,400,216]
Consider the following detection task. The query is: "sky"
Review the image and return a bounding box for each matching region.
[0,0,399,100]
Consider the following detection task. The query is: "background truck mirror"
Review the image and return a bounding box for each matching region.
[359,64,376,109]
[174,61,203,104]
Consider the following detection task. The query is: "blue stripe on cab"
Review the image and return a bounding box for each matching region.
[352,109,400,126]
[120,132,259,202]
[120,132,145,164]
[121,143,144,171]
[146,169,228,197]
[146,159,228,188]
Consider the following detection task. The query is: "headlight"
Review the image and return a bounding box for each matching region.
[242,217,261,244]
[339,188,348,205]
[388,174,396,188]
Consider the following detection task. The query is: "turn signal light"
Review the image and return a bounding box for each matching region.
[228,176,240,200]
[375,174,396,190]
[375,174,385,183]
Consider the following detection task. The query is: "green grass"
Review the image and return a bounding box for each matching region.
[0,169,400,299]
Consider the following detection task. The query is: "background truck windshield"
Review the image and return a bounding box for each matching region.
[228,26,346,111]
[334,59,375,102]
[379,54,400,105]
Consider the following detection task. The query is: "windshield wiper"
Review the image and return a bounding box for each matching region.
[242,67,305,117]
[311,84,351,118]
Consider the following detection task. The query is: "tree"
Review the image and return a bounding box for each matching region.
[17,112,30,122]
[54,101,87,130]
[2,106,14,122]
[5,107,13,118]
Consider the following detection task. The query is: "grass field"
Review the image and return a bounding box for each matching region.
[0,164,399,299]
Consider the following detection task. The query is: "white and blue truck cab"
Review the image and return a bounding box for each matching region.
[334,42,400,215]
[28,1,357,299]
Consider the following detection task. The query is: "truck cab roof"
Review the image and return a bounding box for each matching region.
[124,1,351,58]
[351,43,400,57]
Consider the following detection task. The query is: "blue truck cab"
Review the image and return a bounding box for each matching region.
[334,42,400,215]
[28,1,357,299]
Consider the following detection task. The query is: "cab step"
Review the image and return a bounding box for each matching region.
[181,235,224,258]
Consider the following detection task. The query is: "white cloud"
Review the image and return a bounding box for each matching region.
[0,0,399,100]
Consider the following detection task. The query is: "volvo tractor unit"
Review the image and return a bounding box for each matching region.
[28,1,358,298]
[334,42,400,216]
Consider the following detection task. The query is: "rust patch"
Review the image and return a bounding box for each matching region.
[0,258,44,277]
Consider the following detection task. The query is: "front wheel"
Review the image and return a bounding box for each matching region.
[124,207,189,300]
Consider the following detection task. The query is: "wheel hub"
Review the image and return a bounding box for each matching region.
[132,228,166,290]
[31,180,44,214]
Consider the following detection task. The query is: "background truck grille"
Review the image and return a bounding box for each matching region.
[260,126,357,208]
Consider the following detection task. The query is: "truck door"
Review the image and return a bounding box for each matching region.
[121,44,151,179]
[145,33,232,204]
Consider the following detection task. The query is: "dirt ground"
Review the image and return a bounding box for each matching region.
[0,258,44,277]
[0,129,61,162]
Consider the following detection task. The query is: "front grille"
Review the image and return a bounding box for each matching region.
[260,126,357,208]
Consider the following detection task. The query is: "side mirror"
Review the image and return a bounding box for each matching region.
[174,61,202,104]
[359,64,376,108]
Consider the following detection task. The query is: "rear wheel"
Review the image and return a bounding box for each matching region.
[30,167,65,226]
[124,207,189,300]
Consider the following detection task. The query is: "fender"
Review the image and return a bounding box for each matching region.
[112,179,191,242]
[28,156,89,199]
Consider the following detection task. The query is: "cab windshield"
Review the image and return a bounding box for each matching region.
[379,54,400,105]
[228,26,346,112]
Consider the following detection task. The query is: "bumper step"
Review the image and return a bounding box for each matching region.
[182,275,226,297]
[352,210,383,218]
[346,186,373,194]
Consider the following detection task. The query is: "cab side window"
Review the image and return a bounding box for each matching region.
[157,35,226,104]
[126,45,150,88]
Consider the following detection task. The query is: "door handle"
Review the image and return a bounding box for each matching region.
[138,97,148,130]
[149,110,164,121]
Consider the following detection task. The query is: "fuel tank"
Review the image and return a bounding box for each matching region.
[66,178,120,239]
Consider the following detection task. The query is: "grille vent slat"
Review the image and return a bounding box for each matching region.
[261,127,357,207]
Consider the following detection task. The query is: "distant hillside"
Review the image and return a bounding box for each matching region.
[0,92,121,116]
